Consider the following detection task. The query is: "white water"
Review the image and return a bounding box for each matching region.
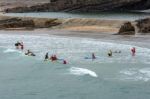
[3,48,22,53]
[3,11,150,20]
[69,67,98,77]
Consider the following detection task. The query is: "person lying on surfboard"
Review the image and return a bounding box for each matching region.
[92,53,96,60]
[25,50,36,56]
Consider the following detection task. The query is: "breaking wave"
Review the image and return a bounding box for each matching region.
[3,48,22,53]
[69,67,98,78]
[120,68,150,82]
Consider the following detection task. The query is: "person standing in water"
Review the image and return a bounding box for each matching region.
[44,52,49,61]
[108,50,112,57]
[63,60,67,64]
[92,53,96,60]
[20,42,24,50]
[131,47,136,56]
[15,41,21,49]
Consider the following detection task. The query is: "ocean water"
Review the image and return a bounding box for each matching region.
[4,11,150,20]
[0,33,150,99]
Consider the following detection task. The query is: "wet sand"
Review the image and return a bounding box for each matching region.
[0,13,126,33]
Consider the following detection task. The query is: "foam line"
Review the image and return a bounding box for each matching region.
[3,49,22,53]
[69,67,98,77]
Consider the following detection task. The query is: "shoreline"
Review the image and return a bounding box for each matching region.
[0,29,150,49]
[0,13,127,33]
[0,13,150,48]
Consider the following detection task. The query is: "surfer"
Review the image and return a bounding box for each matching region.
[131,47,136,56]
[63,60,67,64]
[15,41,21,49]
[92,53,96,60]
[50,54,58,61]
[20,42,24,50]
[108,50,112,57]
[44,52,49,61]
[25,50,36,56]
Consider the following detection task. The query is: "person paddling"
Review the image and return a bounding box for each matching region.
[25,50,36,56]
[131,47,136,56]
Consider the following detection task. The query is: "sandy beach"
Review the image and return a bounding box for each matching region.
[0,13,150,48]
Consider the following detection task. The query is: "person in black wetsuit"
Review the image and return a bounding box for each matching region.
[15,41,21,49]
[25,50,36,56]
[92,53,96,60]
[44,52,49,61]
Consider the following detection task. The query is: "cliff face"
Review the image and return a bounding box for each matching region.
[0,17,62,29]
[118,22,135,35]
[4,0,150,12]
[136,18,150,33]
[50,0,150,11]
[0,16,149,34]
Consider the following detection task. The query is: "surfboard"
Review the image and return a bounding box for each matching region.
[84,57,92,59]
[84,57,97,59]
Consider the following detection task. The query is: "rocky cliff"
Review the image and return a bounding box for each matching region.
[0,17,62,29]
[118,22,135,35]
[136,18,150,33]
[4,0,150,13]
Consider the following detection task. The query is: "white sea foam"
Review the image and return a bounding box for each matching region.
[120,68,150,82]
[120,70,136,76]
[0,33,150,63]
[3,49,21,53]
[69,67,98,77]
[139,68,150,77]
